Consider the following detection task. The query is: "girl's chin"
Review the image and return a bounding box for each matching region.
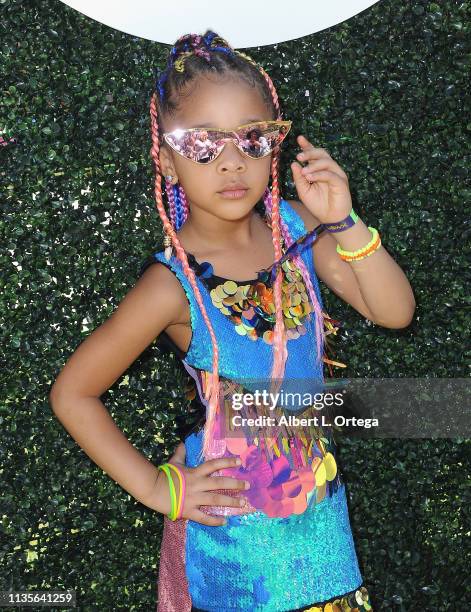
[215,206,259,221]
[188,196,259,218]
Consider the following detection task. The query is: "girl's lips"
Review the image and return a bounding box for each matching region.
[219,188,248,199]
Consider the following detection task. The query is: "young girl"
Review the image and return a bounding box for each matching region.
[50,31,416,612]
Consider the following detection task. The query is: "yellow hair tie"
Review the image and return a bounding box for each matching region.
[174,51,193,73]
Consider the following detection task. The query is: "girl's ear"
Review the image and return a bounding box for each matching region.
[158,143,174,175]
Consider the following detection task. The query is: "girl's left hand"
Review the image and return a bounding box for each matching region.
[290,134,353,224]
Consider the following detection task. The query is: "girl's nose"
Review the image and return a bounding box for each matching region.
[216,139,247,168]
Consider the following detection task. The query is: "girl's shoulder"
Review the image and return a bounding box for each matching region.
[136,250,200,330]
[139,250,163,278]
[134,258,189,323]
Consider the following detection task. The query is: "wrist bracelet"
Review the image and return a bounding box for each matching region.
[336,227,381,261]
[323,209,359,233]
[167,462,186,519]
[158,463,178,521]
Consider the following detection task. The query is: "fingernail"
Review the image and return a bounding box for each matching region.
[235,458,241,465]
[244,481,250,489]
[297,153,304,159]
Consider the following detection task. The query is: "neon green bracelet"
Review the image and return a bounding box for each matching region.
[158,463,178,521]
[166,462,184,519]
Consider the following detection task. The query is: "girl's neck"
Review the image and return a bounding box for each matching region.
[177,208,269,258]
[176,209,277,282]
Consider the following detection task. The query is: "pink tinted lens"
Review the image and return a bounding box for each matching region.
[164,122,291,163]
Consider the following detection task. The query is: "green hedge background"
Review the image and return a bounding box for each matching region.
[1,0,469,609]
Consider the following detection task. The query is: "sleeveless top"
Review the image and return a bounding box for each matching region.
[141,199,345,519]
[141,199,364,608]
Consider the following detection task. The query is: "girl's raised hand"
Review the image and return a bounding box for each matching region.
[154,442,250,526]
[290,134,353,224]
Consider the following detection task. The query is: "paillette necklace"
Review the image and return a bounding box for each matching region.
[185,232,315,346]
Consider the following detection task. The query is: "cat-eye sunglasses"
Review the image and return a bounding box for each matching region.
[161,120,292,164]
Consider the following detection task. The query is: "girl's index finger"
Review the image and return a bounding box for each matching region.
[296,134,321,159]
[297,134,314,149]
[296,136,330,162]
[197,456,241,476]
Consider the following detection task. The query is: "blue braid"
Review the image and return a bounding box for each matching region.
[173,185,185,231]
[156,42,181,100]
[211,45,235,57]
[204,32,216,46]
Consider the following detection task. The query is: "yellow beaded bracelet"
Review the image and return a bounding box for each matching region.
[336,227,381,261]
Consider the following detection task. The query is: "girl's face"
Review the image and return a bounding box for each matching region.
[159,75,274,223]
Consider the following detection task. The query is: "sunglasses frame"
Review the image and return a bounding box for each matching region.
[161,120,292,164]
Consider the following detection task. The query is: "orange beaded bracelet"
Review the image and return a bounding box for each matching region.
[336,227,381,262]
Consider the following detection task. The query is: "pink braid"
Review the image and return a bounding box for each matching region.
[263,191,325,363]
[267,150,288,388]
[259,66,290,392]
[231,57,289,387]
[259,65,325,375]
[150,92,221,459]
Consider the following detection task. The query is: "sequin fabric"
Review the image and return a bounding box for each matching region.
[182,368,342,518]
[191,584,373,611]
[182,469,362,610]
[194,255,315,345]
[152,199,366,610]
[156,516,191,612]
[152,204,324,382]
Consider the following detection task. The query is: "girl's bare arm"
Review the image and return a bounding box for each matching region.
[287,199,416,328]
[50,263,248,526]
[49,263,190,506]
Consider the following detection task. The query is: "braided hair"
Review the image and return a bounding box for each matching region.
[149,31,325,459]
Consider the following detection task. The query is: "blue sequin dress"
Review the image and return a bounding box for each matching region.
[141,200,372,612]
